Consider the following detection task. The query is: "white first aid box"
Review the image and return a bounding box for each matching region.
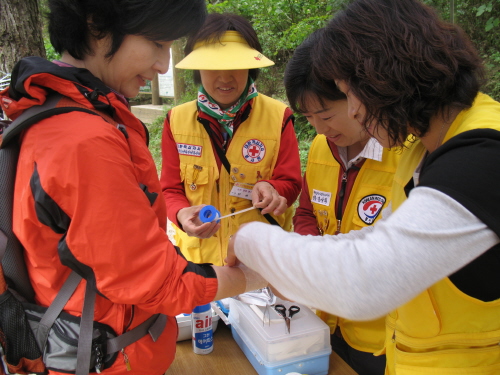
[229,298,332,375]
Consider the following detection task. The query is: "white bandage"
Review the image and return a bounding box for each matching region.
[238,263,268,292]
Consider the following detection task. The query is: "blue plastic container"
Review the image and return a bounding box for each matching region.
[231,325,331,375]
[216,300,230,316]
[228,298,331,375]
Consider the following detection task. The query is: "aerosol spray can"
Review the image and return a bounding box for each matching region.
[192,303,213,355]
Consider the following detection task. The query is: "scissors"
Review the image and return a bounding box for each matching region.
[274,304,300,334]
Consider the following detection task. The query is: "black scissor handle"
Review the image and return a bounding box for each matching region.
[274,304,287,318]
[288,305,300,318]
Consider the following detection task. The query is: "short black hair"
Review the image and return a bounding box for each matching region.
[48,0,207,60]
[284,29,346,113]
[184,13,263,85]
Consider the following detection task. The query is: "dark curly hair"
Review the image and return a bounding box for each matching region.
[184,13,263,85]
[284,29,346,113]
[312,0,485,147]
[48,0,207,60]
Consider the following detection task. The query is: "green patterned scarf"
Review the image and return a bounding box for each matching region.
[198,78,258,138]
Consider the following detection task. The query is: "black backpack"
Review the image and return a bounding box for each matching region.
[0,94,166,375]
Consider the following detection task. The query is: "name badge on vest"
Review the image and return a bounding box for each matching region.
[358,194,386,224]
[229,182,254,200]
[311,189,331,206]
[177,143,202,157]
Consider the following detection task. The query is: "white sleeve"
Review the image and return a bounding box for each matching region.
[234,187,499,320]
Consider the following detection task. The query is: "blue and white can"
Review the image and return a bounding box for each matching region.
[192,303,213,355]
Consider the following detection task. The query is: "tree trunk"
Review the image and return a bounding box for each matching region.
[151,75,161,105]
[0,0,46,74]
[450,0,455,24]
[172,40,186,105]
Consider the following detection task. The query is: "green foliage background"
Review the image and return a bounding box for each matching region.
[40,0,500,171]
[201,0,500,169]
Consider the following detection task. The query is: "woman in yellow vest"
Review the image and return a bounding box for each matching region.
[160,13,301,266]
[226,1,500,374]
[285,30,401,375]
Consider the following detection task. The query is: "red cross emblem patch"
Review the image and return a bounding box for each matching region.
[357,194,386,225]
[242,139,266,164]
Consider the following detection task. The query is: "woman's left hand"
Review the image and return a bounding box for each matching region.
[252,181,287,216]
[177,205,220,239]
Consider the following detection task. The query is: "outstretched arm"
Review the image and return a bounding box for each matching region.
[229,187,499,320]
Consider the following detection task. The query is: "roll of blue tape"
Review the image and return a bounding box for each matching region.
[199,205,221,223]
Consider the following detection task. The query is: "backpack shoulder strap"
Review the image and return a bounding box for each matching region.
[0,93,165,375]
[1,93,103,148]
[0,93,109,302]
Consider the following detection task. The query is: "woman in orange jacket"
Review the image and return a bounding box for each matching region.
[0,1,266,374]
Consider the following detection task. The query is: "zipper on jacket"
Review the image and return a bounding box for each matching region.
[121,348,132,371]
[124,306,134,332]
[118,305,134,371]
[335,172,348,234]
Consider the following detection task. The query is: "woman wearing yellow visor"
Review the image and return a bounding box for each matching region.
[160,13,302,265]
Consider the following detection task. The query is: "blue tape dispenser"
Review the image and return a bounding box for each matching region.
[199,205,221,223]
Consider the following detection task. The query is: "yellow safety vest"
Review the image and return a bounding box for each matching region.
[306,134,401,353]
[169,94,294,265]
[386,93,500,375]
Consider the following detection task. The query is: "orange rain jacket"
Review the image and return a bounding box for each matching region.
[0,57,218,375]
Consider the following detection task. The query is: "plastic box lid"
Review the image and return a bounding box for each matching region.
[228,298,330,363]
